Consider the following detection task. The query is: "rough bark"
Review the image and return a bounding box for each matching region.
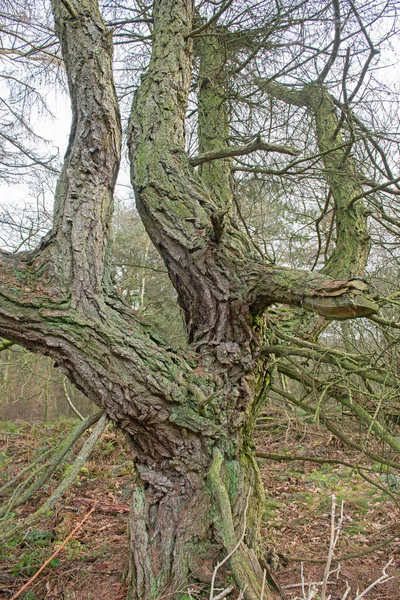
[126,1,378,598]
[197,27,232,210]
[50,0,122,308]
[0,1,381,599]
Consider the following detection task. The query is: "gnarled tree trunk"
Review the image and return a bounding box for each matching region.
[0,1,379,599]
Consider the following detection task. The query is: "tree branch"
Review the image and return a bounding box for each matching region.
[186,0,235,39]
[254,78,370,280]
[260,344,393,387]
[270,383,400,469]
[241,264,378,319]
[256,452,373,471]
[190,137,300,167]
[316,0,341,84]
[51,0,121,307]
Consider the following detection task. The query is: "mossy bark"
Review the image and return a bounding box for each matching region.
[197,28,232,211]
[254,79,370,280]
[0,1,380,599]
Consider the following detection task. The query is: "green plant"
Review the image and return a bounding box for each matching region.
[21,592,39,600]
[65,539,84,561]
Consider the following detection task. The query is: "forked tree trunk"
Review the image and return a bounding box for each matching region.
[0,1,379,599]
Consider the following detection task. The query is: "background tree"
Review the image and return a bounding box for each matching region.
[0,1,399,599]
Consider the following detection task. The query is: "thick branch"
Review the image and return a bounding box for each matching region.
[0,255,217,466]
[254,79,307,107]
[50,0,121,307]
[190,138,300,167]
[255,79,370,279]
[128,2,377,349]
[196,29,232,209]
[241,264,378,319]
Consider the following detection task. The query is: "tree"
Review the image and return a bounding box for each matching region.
[1,0,399,599]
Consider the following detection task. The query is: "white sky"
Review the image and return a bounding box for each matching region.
[1,88,71,206]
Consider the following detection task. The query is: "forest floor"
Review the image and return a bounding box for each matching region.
[0,413,399,600]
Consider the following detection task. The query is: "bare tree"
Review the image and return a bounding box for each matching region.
[0,1,399,599]
[0,0,61,181]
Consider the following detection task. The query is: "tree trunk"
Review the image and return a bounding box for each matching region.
[126,446,270,600]
[0,1,380,599]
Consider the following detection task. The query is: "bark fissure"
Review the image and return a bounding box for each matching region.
[50,0,122,308]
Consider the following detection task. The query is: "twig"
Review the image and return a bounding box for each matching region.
[300,562,306,599]
[341,582,351,600]
[321,495,344,600]
[353,559,394,600]
[212,585,235,600]
[10,504,97,600]
[62,380,84,420]
[260,569,266,600]
[185,0,235,38]
[237,585,248,600]
[283,581,335,590]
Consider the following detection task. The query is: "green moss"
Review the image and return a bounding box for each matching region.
[169,407,220,435]
[262,497,284,521]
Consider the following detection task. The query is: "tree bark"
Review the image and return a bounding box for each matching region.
[0,1,381,599]
[254,79,371,279]
[126,1,377,598]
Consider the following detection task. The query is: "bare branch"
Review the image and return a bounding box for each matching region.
[317,0,341,84]
[353,559,394,600]
[186,0,236,39]
[190,137,300,167]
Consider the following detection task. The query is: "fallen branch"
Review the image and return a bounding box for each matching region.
[288,502,394,600]
[1,413,107,542]
[10,503,97,600]
[0,411,102,518]
[353,558,394,599]
[320,495,344,600]
[212,585,235,600]
[255,451,373,472]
